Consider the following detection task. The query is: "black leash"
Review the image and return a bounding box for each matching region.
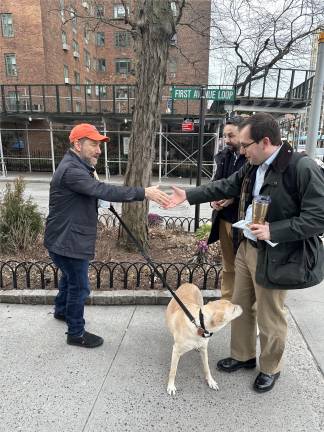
[108,205,212,337]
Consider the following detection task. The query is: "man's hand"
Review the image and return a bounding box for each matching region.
[249,222,270,241]
[164,185,187,208]
[211,198,234,210]
[144,185,171,206]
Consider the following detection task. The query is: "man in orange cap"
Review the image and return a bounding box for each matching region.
[44,123,170,348]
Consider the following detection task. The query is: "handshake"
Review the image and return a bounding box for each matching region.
[144,185,187,208]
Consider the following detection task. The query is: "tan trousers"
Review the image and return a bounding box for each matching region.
[231,240,288,374]
[219,219,235,300]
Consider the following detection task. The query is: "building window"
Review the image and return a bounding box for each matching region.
[115,59,131,74]
[60,0,65,21]
[62,30,67,45]
[170,33,177,46]
[70,7,77,31]
[168,57,177,73]
[115,31,130,48]
[84,25,90,43]
[4,54,17,76]
[63,64,69,79]
[85,79,92,95]
[95,85,107,96]
[95,4,104,18]
[96,32,105,47]
[7,91,19,110]
[113,4,127,19]
[72,40,80,58]
[74,71,80,89]
[84,49,91,69]
[97,58,106,72]
[170,1,178,16]
[115,86,134,100]
[76,101,82,112]
[1,14,14,37]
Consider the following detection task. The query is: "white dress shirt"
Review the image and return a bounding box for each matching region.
[243,145,282,240]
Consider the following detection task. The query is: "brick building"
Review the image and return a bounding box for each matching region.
[0,1,217,176]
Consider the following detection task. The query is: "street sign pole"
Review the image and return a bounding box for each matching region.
[306,32,324,159]
[194,86,207,231]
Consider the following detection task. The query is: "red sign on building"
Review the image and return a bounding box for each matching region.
[181,120,194,132]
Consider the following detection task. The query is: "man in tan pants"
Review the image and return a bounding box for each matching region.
[208,116,246,300]
[167,113,324,393]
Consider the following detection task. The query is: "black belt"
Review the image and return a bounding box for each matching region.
[247,238,258,248]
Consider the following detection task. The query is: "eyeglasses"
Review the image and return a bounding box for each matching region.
[240,140,258,149]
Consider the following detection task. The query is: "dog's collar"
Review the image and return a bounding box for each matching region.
[198,309,213,338]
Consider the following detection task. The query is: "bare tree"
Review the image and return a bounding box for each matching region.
[210,0,324,93]
[119,0,185,250]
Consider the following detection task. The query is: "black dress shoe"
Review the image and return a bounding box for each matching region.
[54,313,66,322]
[67,331,104,348]
[217,357,256,372]
[253,372,280,393]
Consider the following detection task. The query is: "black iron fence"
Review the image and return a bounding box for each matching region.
[98,213,210,232]
[0,260,221,291]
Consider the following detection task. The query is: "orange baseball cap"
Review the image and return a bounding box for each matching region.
[69,123,110,143]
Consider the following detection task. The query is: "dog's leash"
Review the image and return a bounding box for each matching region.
[108,205,212,338]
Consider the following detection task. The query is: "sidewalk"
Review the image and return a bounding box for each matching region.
[0,299,323,432]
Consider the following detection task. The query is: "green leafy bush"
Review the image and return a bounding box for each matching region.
[0,178,44,253]
[195,222,212,240]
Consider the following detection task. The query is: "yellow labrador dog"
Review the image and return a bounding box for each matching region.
[166,283,242,395]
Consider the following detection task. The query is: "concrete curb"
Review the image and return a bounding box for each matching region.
[0,289,221,305]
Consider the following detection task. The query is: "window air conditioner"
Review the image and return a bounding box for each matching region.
[64,77,70,84]
[62,43,70,51]
[82,1,89,9]
[73,51,80,58]
[86,88,92,95]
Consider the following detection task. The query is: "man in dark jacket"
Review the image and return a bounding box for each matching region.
[167,113,324,393]
[208,116,246,300]
[44,123,170,348]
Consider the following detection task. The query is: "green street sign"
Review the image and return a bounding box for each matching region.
[171,87,235,101]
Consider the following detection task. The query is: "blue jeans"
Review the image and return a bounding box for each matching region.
[50,252,90,337]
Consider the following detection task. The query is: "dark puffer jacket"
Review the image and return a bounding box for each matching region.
[44,150,145,260]
[186,143,324,290]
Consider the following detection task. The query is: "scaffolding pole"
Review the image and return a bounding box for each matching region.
[0,129,6,177]
[158,122,162,182]
[102,118,109,181]
[49,120,55,174]
[25,122,32,172]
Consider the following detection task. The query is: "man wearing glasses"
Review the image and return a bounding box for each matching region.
[166,112,324,393]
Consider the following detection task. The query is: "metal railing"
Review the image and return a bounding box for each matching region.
[234,66,315,101]
[0,83,212,116]
[0,260,221,291]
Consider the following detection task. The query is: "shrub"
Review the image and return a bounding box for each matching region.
[0,178,44,253]
[148,212,163,227]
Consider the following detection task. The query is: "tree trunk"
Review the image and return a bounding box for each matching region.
[120,1,175,251]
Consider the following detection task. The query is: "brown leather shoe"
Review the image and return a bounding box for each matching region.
[217,357,256,372]
[253,372,280,393]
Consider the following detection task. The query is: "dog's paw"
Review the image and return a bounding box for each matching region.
[167,384,177,396]
[207,377,219,391]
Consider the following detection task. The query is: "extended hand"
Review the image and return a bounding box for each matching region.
[211,198,234,210]
[249,222,270,241]
[144,185,171,206]
[164,185,187,208]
